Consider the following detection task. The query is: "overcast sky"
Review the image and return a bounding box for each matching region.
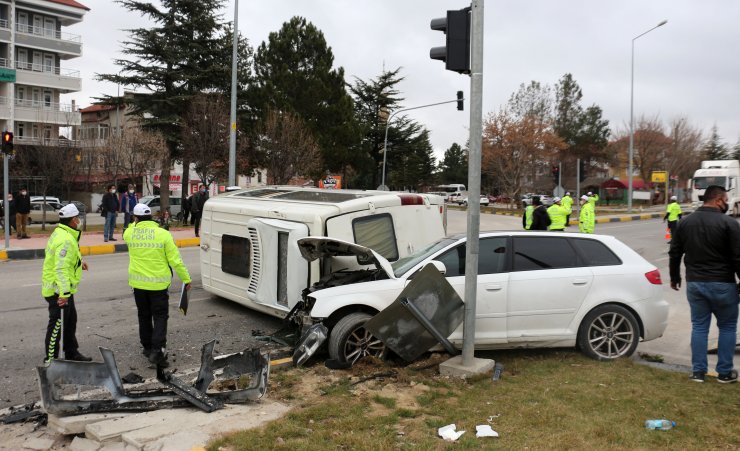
[67,0,740,160]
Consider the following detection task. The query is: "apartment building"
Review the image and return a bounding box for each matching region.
[0,0,88,146]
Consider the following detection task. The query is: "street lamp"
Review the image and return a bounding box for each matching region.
[628,19,667,212]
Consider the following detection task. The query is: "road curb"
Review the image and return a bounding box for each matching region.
[0,238,201,261]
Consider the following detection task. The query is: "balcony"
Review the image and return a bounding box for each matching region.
[15,135,81,148]
[0,96,81,125]
[14,61,81,93]
[15,23,82,59]
[0,19,10,43]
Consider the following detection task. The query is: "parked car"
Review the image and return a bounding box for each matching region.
[461,195,490,206]
[292,232,669,365]
[28,201,61,224]
[30,196,61,204]
[139,195,183,219]
[489,194,512,204]
[522,194,553,206]
[61,200,87,216]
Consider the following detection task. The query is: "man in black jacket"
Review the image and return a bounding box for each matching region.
[529,197,551,231]
[15,188,31,239]
[101,185,120,242]
[669,185,739,384]
[190,186,209,237]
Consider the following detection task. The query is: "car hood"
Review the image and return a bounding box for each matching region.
[297,237,396,280]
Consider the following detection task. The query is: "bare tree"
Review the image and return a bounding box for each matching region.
[119,127,168,190]
[253,108,321,184]
[666,117,704,181]
[181,93,230,189]
[609,116,672,185]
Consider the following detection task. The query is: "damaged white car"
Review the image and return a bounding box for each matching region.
[291,232,669,365]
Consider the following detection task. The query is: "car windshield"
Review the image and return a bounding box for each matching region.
[693,176,726,190]
[391,238,456,277]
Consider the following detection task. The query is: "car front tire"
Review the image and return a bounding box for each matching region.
[577,305,639,361]
[328,312,385,365]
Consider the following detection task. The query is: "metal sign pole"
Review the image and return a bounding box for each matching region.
[462,0,484,367]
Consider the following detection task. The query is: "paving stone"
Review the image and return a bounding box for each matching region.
[49,413,131,435]
[69,436,102,451]
[85,410,182,443]
[21,436,55,450]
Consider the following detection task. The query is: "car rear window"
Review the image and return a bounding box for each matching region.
[512,236,577,271]
[570,238,622,266]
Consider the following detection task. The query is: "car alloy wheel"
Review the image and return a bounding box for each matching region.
[577,305,639,361]
[328,312,386,365]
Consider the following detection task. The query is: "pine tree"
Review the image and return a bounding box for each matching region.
[439,143,467,184]
[703,125,730,160]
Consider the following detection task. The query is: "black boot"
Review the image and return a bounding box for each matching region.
[65,351,92,362]
[149,348,169,368]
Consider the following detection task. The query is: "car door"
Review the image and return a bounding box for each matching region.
[433,236,509,345]
[506,236,593,341]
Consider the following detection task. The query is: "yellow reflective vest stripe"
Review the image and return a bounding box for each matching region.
[41,224,82,297]
[123,220,191,290]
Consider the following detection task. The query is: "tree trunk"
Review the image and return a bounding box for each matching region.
[181,157,190,203]
[160,148,173,217]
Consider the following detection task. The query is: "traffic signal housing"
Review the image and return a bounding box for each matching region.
[430,7,471,74]
[1,131,13,154]
[457,91,464,111]
[552,165,560,184]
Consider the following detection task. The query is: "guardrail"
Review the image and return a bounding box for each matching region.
[15,23,81,43]
[14,61,80,78]
[0,96,78,112]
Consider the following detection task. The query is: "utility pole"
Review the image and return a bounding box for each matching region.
[228,0,238,187]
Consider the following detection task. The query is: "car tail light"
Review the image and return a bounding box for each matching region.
[398,194,424,205]
[645,269,662,285]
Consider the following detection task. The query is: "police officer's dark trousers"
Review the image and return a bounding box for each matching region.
[668,220,678,239]
[133,288,169,352]
[44,294,79,359]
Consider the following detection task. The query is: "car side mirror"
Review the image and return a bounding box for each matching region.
[429,260,447,275]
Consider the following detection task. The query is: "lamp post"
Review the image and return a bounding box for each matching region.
[628,19,667,212]
[379,97,464,190]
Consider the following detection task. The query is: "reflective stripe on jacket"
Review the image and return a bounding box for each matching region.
[579,203,595,233]
[123,220,191,290]
[41,224,82,297]
[547,204,570,230]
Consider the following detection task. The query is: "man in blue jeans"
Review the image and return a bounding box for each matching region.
[101,184,119,242]
[669,185,739,383]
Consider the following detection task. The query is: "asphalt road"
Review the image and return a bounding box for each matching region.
[0,210,736,409]
[0,247,283,409]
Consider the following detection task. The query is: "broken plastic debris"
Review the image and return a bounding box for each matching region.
[438,423,465,441]
[476,424,499,438]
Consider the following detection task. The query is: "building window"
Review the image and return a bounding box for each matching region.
[44,18,55,38]
[17,123,25,138]
[43,90,52,108]
[43,54,53,73]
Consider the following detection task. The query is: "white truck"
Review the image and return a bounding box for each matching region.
[199,186,447,318]
[691,160,740,215]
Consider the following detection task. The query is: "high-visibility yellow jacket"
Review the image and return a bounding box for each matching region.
[41,224,83,297]
[665,202,682,222]
[579,202,595,233]
[547,204,571,230]
[523,205,534,229]
[588,193,599,207]
[123,220,191,290]
[561,195,573,211]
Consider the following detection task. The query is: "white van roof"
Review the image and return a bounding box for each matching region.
[205,186,443,220]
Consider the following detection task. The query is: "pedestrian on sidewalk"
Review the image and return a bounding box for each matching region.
[41,204,91,362]
[529,196,551,231]
[190,186,209,237]
[181,194,191,225]
[120,185,138,230]
[663,195,682,242]
[124,203,191,368]
[579,195,595,234]
[102,184,119,242]
[547,197,570,231]
[669,185,739,384]
[1,193,16,234]
[562,192,573,226]
[15,188,31,239]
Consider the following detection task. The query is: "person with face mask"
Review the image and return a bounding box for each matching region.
[669,185,739,384]
[120,185,138,230]
[41,204,91,362]
[15,188,31,239]
[101,184,120,242]
[190,186,209,238]
[578,195,595,234]
[2,193,16,234]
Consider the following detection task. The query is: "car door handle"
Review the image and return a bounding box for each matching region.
[485,284,502,291]
[572,279,588,285]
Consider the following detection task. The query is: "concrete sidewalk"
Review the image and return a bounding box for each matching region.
[0,226,199,261]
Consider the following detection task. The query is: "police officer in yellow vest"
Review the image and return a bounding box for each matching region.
[561,192,574,226]
[124,203,191,368]
[663,195,683,242]
[579,195,595,233]
[522,201,534,230]
[42,204,91,362]
[547,197,570,231]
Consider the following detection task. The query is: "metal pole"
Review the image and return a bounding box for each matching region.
[228,0,239,187]
[462,0,483,367]
[628,20,667,213]
[576,158,581,215]
[558,161,562,192]
[380,98,463,190]
[3,153,8,249]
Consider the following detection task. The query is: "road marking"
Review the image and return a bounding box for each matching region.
[22,283,41,287]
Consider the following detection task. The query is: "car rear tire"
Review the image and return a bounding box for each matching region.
[328,312,385,365]
[577,305,639,361]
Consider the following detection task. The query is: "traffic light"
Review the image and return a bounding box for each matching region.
[457,91,464,111]
[579,159,586,182]
[552,165,560,184]
[1,131,13,154]
[430,7,471,74]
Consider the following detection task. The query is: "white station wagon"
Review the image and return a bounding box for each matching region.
[292,232,670,365]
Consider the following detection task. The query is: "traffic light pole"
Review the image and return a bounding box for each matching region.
[461,0,484,368]
[227,0,238,187]
[3,153,8,249]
